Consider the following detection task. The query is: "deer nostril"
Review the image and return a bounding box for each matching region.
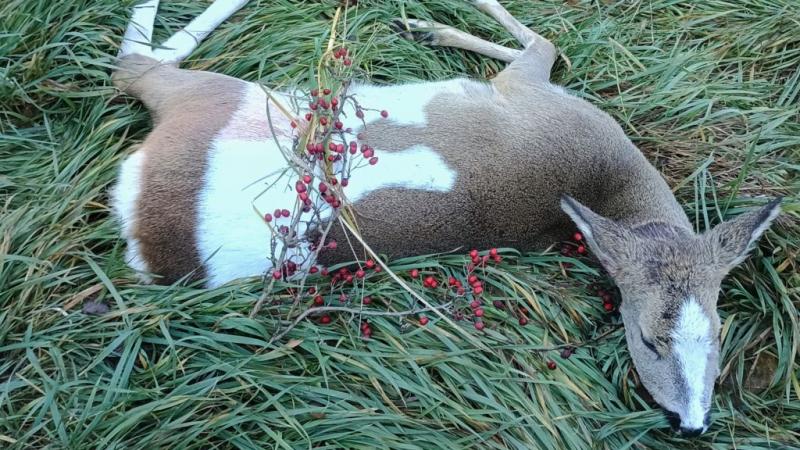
[679,426,704,437]
[664,410,681,431]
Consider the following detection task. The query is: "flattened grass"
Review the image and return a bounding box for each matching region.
[1,0,798,448]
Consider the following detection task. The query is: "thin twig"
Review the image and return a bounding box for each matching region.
[268,302,452,344]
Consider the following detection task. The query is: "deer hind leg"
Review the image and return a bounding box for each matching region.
[471,0,557,84]
[392,19,522,63]
[118,0,249,64]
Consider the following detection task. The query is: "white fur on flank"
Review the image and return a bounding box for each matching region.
[111,151,152,283]
[195,138,458,287]
[671,298,712,431]
[342,79,469,129]
[195,139,304,288]
[345,144,457,201]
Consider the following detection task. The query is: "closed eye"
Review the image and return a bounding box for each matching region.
[640,332,661,358]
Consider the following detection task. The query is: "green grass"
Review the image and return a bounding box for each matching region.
[1,0,799,448]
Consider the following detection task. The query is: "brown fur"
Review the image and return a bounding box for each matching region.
[113,54,246,283]
[321,46,688,263]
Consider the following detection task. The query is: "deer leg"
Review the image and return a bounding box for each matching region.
[392,18,522,63]
[472,1,557,79]
[470,0,545,47]
[153,0,250,63]
[119,0,159,58]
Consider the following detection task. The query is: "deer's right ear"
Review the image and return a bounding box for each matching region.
[560,195,632,276]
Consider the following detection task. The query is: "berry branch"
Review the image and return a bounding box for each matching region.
[268,302,454,345]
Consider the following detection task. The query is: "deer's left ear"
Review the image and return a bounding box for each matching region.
[560,195,634,277]
[705,198,782,270]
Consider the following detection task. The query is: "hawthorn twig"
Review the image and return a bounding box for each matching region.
[268,302,453,344]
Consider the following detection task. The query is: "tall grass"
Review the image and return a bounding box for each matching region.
[1,0,798,448]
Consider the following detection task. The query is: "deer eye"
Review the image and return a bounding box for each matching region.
[640,332,660,357]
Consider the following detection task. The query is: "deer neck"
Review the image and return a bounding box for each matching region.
[594,147,692,231]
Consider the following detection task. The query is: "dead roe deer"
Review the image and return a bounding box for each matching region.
[111,0,781,436]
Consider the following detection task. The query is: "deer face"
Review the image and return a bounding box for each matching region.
[561,196,781,435]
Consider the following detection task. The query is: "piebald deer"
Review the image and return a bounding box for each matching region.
[111,0,781,435]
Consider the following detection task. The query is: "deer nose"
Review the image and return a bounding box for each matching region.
[679,426,704,437]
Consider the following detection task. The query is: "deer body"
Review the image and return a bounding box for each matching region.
[112,0,780,436]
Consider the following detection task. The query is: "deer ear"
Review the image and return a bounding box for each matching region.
[560,195,633,276]
[705,198,782,270]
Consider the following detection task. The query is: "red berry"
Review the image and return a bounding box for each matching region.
[303,174,312,184]
[474,321,485,331]
[380,110,388,118]
[323,88,331,95]
[410,269,419,279]
[304,112,313,121]
[321,267,329,276]
[469,249,478,258]
[577,245,586,254]
[356,269,366,279]
[343,58,352,66]
[319,183,328,193]
[272,270,282,280]
[518,316,528,326]
[264,213,273,222]
[363,296,372,305]
[281,209,290,218]
[470,300,481,309]
[311,89,319,97]
[320,315,331,324]
[335,120,343,130]
[327,240,337,250]
[356,109,364,119]
[468,275,478,284]
[547,360,557,370]
[331,97,339,107]
[319,117,328,126]
[369,157,378,165]
[296,181,307,193]
[309,266,319,274]
[366,259,376,269]
[341,178,349,187]
[362,148,374,158]
[474,308,484,317]
[419,316,429,326]
[313,295,324,306]
[573,232,583,242]
[473,286,483,295]
[448,277,458,286]
[291,121,297,128]
[489,248,498,257]
[604,303,613,311]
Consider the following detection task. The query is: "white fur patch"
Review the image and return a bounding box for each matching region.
[195,138,458,287]
[344,145,457,202]
[195,138,310,288]
[671,298,712,430]
[111,151,152,283]
[341,79,468,129]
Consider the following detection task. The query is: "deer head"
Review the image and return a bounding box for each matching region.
[561,195,781,435]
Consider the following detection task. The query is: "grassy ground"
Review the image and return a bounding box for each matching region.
[1,0,799,448]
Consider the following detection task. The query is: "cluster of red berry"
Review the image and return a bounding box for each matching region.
[262,45,393,283]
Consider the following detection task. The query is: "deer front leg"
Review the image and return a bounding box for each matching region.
[392,18,522,63]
